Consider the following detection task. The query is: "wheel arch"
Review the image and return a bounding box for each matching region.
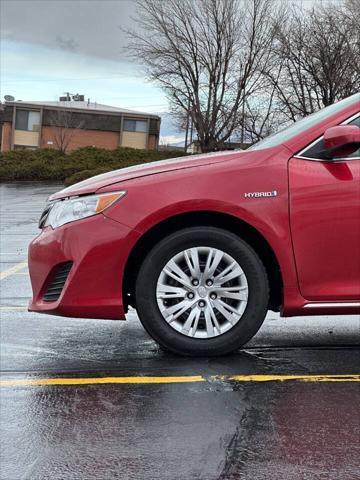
[123,210,283,312]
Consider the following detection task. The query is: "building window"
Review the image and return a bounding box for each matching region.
[14,145,38,150]
[123,118,148,133]
[15,110,41,132]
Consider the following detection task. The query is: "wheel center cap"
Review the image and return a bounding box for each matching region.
[198,286,207,298]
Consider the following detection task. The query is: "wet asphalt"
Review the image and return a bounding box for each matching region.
[0,182,359,480]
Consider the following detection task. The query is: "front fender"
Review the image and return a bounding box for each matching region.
[102,155,299,304]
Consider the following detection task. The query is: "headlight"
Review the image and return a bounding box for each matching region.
[42,191,126,229]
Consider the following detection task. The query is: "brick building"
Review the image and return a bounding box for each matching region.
[0,99,161,152]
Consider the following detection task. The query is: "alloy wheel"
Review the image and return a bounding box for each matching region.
[156,246,249,339]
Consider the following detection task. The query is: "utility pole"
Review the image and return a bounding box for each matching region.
[189,111,194,146]
[240,86,246,145]
[184,97,191,153]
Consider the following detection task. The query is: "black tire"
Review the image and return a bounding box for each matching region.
[135,227,269,356]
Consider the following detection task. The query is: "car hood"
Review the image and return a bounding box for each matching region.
[50,150,244,200]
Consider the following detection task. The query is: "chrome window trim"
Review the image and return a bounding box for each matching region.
[294,156,360,162]
[294,111,360,161]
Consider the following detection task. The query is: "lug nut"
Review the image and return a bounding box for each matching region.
[187,292,195,299]
[198,300,206,308]
[210,293,217,300]
[192,279,199,286]
[206,279,213,286]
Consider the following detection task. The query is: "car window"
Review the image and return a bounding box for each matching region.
[248,93,360,151]
[299,114,360,160]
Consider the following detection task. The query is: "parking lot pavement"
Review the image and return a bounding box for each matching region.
[1,183,359,480]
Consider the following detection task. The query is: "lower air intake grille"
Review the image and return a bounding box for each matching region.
[43,262,73,302]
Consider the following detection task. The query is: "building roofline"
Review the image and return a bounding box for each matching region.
[3,101,161,120]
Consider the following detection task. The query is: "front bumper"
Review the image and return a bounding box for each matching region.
[28,214,139,320]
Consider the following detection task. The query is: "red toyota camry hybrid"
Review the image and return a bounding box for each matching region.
[28,94,360,356]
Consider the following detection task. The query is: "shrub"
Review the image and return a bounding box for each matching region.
[0,146,186,184]
[64,167,110,186]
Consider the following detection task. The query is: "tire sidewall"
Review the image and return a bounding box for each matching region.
[136,227,269,356]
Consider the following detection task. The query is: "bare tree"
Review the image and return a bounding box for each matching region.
[127,0,279,152]
[49,110,85,153]
[242,83,287,142]
[267,1,360,121]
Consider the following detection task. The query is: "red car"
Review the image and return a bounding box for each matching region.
[28,94,360,356]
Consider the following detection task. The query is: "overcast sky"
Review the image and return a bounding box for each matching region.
[0,0,318,143]
[0,0,170,115]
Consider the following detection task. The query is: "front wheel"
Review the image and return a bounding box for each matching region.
[136,227,269,356]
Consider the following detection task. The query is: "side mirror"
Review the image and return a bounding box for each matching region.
[324,125,360,158]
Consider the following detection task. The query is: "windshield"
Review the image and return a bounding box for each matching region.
[248,93,360,151]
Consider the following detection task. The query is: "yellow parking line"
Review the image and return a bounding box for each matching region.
[0,374,358,388]
[0,261,28,280]
[0,376,204,387]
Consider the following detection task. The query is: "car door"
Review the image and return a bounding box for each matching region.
[289,114,360,301]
